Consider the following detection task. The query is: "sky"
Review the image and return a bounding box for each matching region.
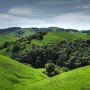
[0,0,90,30]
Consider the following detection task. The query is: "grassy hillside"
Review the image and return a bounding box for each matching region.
[31,31,90,46]
[29,66,90,90]
[0,28,35,45]
[0,55,48,90]
[0,31,90,56]
[0,52,90,90]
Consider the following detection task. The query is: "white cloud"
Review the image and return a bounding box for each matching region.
[8,6,33,16]
[75,4,90,9]
[39,0,82,5]
[0,13,45,29]
[54,13,90,30]
[55,13,90,21]
[1,8,90,30]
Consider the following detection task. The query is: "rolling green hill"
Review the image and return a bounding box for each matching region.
[30,31,90,46]
[0,54,90,90]
[0,31,90,57]
[0,28,35,45]
[29,65,90,90]
[0,55,48,90]
[0,28,90,90]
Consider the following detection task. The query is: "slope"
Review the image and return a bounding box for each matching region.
[0,28,35,45]
[29,66,90,90]
[0,55,48,90]
[31,31,90,46]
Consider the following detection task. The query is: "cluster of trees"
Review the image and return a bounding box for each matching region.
[32,27,53,33]
[16,30,25,37]
[81,30,90,35]
[0,32,45,50]
[11,40,90,70]
[81,30,90,33]
[32,27,79,33]
[1,27,90,35]
[55,28,78,32]
[45,63,69,77]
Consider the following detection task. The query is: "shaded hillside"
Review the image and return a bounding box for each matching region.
[0,27,21,34]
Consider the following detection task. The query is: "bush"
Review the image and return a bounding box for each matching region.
[61,67,69,72]
[11,44,20,53]
[45,63,55,77]
[45,63,64,77]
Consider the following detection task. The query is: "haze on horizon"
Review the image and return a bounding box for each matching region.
[0,0,90,30]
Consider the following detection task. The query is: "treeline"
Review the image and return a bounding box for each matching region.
[55,28,78,32]
[1,27,90,35]
[32,27,53,33]
[81,30,90,34]
[32,27,79,33]
[0,27,21,34]
[11,40,90,70]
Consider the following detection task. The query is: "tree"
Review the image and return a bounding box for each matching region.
[45,63,55,77]
[11,44,20,53]
[35,60,43,68]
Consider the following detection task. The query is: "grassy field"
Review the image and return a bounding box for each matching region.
[0,55,90,90]
[0,55,48,90]
[30,31,90,47]
[0,28,35,45]
[29,65,90,90]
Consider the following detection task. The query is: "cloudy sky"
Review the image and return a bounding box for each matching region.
[0,0,90,30]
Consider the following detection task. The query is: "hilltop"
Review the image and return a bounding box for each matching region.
[0,27,35,45]
[0,27,90,45]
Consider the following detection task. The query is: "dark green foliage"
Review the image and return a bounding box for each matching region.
[45,63,56,77]
[11,44,21,53]
[17,30,25,37]
[45,63,69,77]
[35,59,43,68]
[11,40,90,70]
[0,41,10,50]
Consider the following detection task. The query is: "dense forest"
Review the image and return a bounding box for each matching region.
[11,40,90,69]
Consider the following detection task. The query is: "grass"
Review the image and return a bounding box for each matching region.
[0,56,90,90]
[0,31,90,57]
[29,65,90,90]
[30,31,90,47]
[0,30,90,90]
[0,33,18,45]
[0,49,11,57]
[0,55,48,90]
[0,28,35,45]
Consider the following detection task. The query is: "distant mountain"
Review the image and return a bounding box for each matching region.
[0,27,21,34]
[0,27,79,34]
